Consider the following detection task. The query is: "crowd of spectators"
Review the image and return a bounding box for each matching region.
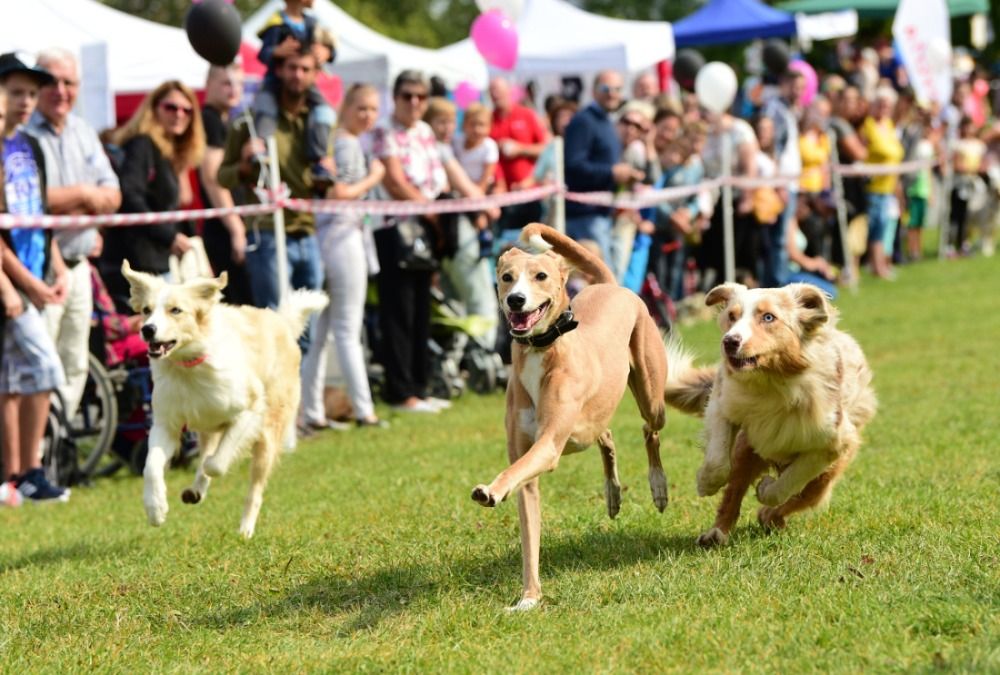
[1,9,998,504]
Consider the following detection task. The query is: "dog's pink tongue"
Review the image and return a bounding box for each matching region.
[510,312,531,331]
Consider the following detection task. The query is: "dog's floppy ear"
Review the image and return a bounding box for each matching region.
[789,283,830,334]
[705,283,745,307]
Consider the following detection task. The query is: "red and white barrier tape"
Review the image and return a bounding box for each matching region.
[0,160,935,231]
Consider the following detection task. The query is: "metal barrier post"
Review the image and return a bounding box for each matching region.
[828,132,857,291]
[938,136,953,259]
[266,136,289,306]
[553,136,566,234]
[721,133,736,283]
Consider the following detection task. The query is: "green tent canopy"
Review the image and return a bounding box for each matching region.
[776,0,989,18]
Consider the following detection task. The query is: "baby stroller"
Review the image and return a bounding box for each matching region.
[428,285,506,400]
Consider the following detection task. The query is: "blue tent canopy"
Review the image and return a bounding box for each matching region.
[673,0,797,47]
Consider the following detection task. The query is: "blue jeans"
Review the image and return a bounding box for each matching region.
[762,192,796,288]
[566,213,613,270]
[245,229,323,348]
[866,193,898,250]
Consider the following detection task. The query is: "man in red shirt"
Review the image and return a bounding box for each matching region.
[489,76,548,232]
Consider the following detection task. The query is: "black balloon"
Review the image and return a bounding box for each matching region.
[762,39,790,76]
[185,0,242,66]
[673,49,704,92]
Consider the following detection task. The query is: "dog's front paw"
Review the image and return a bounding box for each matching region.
[696,462,730,497]
[696,527,729,548]
[143,485,168,527]
[239,520,256,539]
[648,467,668,512]
[757,506,787,531]
[471,484,499,507]
[755,476,782,506]
[507,597,539,612]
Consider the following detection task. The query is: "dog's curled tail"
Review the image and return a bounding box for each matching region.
[664,335,715,416]
[520,222,616,285]
[279,289,329,337]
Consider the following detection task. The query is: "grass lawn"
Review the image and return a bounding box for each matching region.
[1,256,998,673]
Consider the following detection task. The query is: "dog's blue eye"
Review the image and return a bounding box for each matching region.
[762,313,775,323]
[535,272,547,281]
[170,307,182,315]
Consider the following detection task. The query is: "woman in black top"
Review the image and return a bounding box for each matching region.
[101,80,205,309]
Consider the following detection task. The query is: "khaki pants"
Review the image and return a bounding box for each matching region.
[45,260,93,416]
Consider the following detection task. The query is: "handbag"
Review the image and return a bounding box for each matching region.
[395,217,439,272]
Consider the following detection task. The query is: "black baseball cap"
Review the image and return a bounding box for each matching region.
[0,52,55,86]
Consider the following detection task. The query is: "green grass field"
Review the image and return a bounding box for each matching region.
[1,257,998,673]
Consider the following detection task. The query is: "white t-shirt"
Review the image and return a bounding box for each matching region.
[452,136,499,184]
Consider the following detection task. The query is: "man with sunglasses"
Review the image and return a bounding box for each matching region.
[563,70,645,267]
[27,47,121,420]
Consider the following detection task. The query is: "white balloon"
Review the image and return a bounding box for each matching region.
[695,61,738,114]
[476,0,524,22]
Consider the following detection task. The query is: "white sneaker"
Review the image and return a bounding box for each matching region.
[0,481,24,508]
[391,400,440,414]
[424,397,453,411]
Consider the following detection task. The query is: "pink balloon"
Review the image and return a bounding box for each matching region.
[454,81,481,109]
[789,59,818,107]
[471,9,518,70]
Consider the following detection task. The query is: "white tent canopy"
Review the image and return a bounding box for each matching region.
[243,0,488,89]
[0,0,208,93]
[439,0,675,79]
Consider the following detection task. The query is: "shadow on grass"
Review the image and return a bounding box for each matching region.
[197,527,698,634]
[0,539,134,575]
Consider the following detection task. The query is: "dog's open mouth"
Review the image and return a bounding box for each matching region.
[147,340,177,359]
[507,301,550,335]
[727,353,759,371]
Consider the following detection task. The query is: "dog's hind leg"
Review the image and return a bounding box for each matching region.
[627,313,669,512]
[203,410,262,478]
[758,455,850,531]
[239,427,279,539]
[698,433,766,548]
[598,430,622,519]
[182,430,221,505]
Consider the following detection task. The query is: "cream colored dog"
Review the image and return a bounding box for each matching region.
[665,282,876,547]
[121,261,328,538]
[472,223,668,611]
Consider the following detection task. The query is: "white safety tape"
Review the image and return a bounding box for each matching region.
[834,159,934,177]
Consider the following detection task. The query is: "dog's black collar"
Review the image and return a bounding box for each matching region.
[512,310,578,348]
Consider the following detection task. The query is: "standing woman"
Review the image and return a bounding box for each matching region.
[300,83,387,430]
[371,70,448,414]
[859,86,904,280]
[101,80,205,309]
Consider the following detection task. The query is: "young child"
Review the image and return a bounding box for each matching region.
[453,103,498,254]
[906,122,937,262]
[255,0,337,184]
[0,70,70,504]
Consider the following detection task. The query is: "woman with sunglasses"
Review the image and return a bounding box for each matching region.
[101,80,205,310]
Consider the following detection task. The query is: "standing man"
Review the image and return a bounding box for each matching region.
[489,76,548,232]
[218,45,325,311]
[563,70,644,265]
[29,48,121,417]
[198,63,252,305]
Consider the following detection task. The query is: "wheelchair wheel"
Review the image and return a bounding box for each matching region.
[42,389,76,487]
[70,353,119,478]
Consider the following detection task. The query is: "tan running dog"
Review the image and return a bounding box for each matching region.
[665,282,876,548]
[472,223,668,611]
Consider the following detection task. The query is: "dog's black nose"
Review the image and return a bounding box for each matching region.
[141,324,157,342]
[723,334,741,354]
[506,293,526,311]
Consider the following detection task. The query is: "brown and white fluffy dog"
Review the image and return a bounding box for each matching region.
[472,223,668,610]
[121,261,328,538]
[666,282,876,547]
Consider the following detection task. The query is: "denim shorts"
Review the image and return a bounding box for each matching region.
[866,193,898,244]
[1,303,65,395]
